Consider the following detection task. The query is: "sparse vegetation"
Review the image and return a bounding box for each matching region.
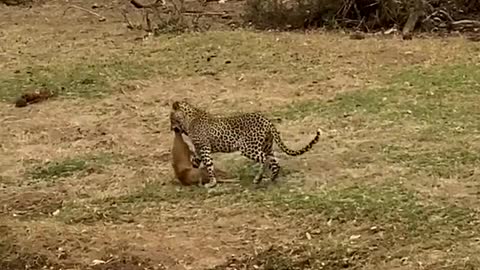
[1,1,480,269]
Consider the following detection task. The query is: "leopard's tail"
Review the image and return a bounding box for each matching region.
[272,127,323,156]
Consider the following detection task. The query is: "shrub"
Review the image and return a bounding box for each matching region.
[242,0,342,30]
[242,0,480,32]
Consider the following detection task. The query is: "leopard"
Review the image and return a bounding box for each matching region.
[169,100,323,188]
[171,127,237,186]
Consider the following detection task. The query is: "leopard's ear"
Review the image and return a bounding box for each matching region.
[172,101,180,110]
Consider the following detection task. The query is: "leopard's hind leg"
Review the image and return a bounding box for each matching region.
[266,154,280,182]
[262,134,281,182]
[239,145,267,184]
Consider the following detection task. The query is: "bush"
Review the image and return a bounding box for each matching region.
[242,0,480,32]
[242,0,342,30]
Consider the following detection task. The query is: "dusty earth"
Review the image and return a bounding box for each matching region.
[1,0,480,270]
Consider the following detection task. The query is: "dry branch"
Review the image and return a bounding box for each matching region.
[450,20,480,29]
[125,0,216,34]
[129,0,226,17]
[63,4,106,22]
[182,10,228,16]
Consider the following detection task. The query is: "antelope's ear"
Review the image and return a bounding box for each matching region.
[172,101,180,110]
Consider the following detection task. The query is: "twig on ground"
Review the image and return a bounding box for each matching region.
[130,0,165,9]
[63,4,107,22]
[450,20,480,28]
[182,11,227,16]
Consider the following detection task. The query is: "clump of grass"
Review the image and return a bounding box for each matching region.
[28,158,88,180]
[26,154,116,182]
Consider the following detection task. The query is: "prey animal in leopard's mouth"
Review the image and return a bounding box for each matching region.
[170,117,183,133]
[171,123,188,136]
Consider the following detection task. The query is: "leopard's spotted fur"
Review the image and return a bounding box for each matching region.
[170,101,322,188]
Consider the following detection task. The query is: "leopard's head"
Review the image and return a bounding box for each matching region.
[170,100,205,135]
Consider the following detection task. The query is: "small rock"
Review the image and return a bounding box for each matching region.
[349,234,361,240]
[91,259,106,265]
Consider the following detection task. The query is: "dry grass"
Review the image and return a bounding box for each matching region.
[1,0,480,269]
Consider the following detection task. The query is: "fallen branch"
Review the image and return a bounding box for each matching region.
[450,19,480,28]
[130,0,164,9]
[63,4,106,22]
[129,0,227,17]
[182,11,228,16]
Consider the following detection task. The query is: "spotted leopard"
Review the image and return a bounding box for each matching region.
[169,101,323,188]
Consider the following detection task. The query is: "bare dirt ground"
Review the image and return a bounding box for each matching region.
[1,0,480,269]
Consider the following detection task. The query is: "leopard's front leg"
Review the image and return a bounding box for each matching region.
[198,145,217,188]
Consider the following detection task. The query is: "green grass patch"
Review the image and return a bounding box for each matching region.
[272,63,480,178]
[0,58,154,101]
[25,154,117,182]
[267,184,457,225]
[274,63,480,129]
[77,180,479,240]
[383,144,479,178]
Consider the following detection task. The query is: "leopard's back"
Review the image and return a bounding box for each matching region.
[190,112,274,153]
